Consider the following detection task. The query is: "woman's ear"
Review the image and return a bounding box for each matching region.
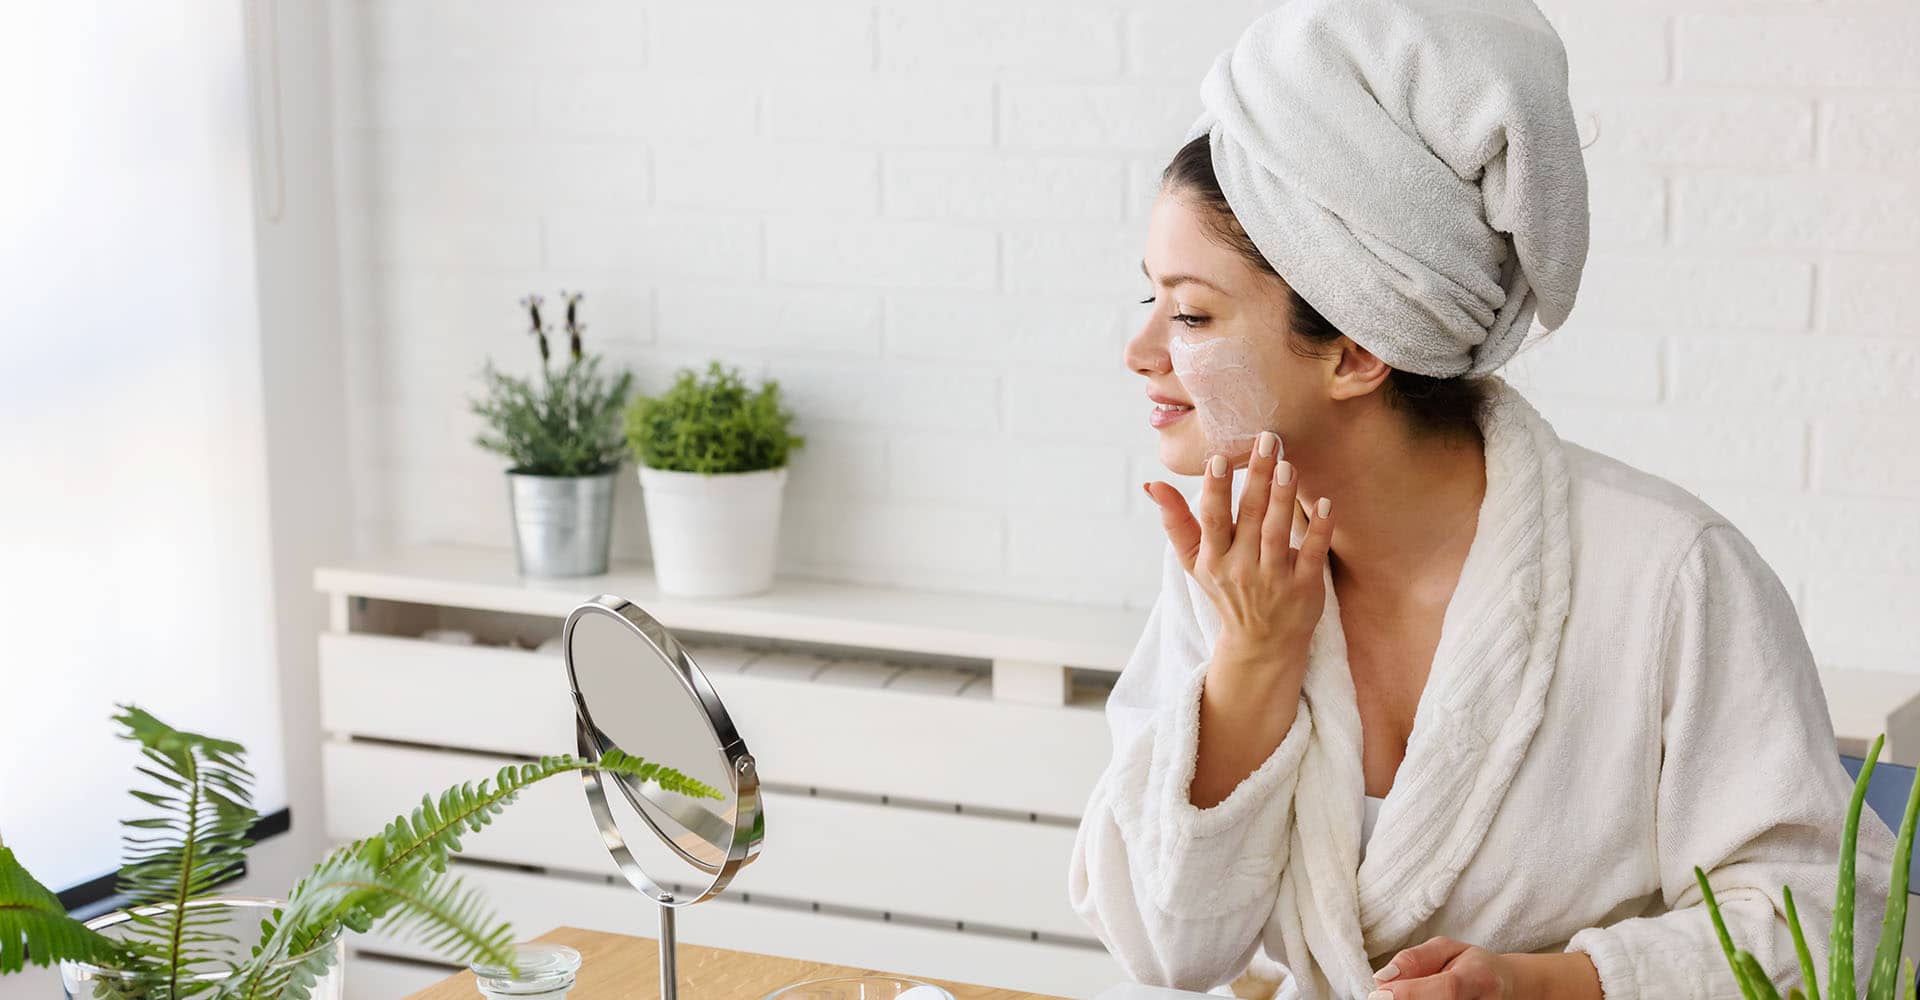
[1327,337,1393,401]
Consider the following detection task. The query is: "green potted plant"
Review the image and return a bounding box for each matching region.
[471,292,634,577]
[623,361,804,598]
[0,705,717,998]
[1700,732,1920,999]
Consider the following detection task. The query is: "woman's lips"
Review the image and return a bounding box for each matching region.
[1149,402,1194,428]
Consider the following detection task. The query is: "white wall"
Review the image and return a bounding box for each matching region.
[328,0,1919,671]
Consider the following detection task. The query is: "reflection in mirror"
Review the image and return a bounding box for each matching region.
[586,726,729,893]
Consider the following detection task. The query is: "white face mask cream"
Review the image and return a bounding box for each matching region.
[1168,330,1283,459]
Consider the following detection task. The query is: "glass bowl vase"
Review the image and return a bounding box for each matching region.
[57,896,345,1000]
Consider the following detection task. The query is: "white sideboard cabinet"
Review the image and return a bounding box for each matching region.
[315,546,1143,999]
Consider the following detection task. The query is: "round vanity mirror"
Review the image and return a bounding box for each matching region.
[563,595,764,999]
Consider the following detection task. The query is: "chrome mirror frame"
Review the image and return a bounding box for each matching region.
[563,594,765,998]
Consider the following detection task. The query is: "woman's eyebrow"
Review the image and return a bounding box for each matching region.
[1139,259,1228,294]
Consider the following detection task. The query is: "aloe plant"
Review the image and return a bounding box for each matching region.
[0,706,720,998]
[1702,733,1920,999]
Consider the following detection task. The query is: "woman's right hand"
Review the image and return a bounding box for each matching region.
[1144,430,1335,670]
[1145,431,1335,808]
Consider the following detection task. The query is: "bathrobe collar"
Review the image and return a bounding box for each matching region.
[1205,376,1573,998]
[1349,376,1573,945]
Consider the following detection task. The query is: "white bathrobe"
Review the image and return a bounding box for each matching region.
[1069,378,1896,999]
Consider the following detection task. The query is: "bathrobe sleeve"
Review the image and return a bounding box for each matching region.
[1068,540,1314,992]
[1565,522,1896,1000]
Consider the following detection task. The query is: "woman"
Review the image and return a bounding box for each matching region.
[1068,1,1895,998]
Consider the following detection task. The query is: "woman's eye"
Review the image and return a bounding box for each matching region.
[1140,294,1206,328]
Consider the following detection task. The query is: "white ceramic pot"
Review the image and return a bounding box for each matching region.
[637,465,787,598]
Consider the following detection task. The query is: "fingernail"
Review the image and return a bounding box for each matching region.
[1368,991,1393,1000]
[1256,431,1276,458]
[1373,964,1401,983]
[1208,454,1226,478]
[1316,496,1331,518]
[1141,482,1154,502]
[1274,460,1294,486]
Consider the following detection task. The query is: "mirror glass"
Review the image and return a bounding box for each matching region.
[565,601,757,899]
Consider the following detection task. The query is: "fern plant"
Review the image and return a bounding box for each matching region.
[219,749,713,1000]
[0,838,118,975]
[0,707,720,999]
[1701,732,1920,1000]
[114,706,258,996]
[471,292,635,477]
[624,360,804,475]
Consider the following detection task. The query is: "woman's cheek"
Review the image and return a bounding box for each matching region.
[1169,333,1284,460]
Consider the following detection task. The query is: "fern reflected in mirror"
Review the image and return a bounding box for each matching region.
[0,706,721,999]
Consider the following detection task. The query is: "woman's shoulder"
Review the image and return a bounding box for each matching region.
[1557,439,1821,706]
[1558,440,1752,583]
[1555,441,1813,696]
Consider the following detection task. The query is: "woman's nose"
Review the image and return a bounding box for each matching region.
[1123,306,1169,376]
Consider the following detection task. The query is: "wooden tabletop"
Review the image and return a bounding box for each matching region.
[405,926,1072,1000]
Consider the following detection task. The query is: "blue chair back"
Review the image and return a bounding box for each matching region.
[1841,754,1920,896]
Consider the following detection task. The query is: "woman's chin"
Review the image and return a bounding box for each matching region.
[1156,436,1208,478]
[1155,432,1265,478]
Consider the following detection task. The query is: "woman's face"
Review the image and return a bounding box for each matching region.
[1125,189,1328,477]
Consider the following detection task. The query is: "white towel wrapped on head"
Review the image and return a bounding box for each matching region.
[1183,0,1590,378]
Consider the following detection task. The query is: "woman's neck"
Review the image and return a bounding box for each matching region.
[1291,410,1487,602]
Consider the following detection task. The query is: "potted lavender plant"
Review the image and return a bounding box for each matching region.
[471,292,634,577]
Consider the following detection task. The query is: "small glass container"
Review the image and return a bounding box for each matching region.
[471,943,584,1000]
[763,977,955,1000]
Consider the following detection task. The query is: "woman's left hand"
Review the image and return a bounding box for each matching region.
[1367,937,1602,1000]
[1368,937,1512,999]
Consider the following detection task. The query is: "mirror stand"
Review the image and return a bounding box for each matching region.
[657,897,677,1000]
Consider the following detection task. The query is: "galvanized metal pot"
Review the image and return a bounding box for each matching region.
[507,470,616,577]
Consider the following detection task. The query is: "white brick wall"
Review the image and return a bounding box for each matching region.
[332,0,1920,671]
